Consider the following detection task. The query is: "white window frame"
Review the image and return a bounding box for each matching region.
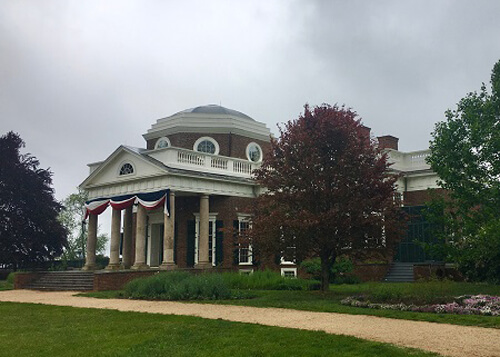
[117,161,135,177]
[237,214,253,265]
[281,267,297,278]
[239,269,254,275]
[154,137,171,150]
[193,213,218,266]
[193,136,220,155]
[246,142,263,163]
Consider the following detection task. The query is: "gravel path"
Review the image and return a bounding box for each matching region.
[1,290,500,357]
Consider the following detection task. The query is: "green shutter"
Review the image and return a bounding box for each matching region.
[215,220,224,266]
[233,220,239,265]
[187,220,195,267]
[174,222,178,264]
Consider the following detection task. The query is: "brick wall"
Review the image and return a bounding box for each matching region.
[403,188,446,206]
[146,132,270,161]
[353,264,390,282]
[93,270,158,291]
[14,272,41,289]
[174,195,254,269]
[413,264,463,281]
[93,268,235,291]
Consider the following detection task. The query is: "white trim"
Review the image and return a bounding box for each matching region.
[193,136,220,155]
[280,257,295,265]
[154,137,171,150]
[246,142,263,163]
[239,269,254,275]
[281,267,297,278]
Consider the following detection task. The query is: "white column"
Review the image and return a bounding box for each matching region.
[131,204,148,269]
[83,213,97,271]
[196,194,211,269]
[106,208,121,270]
[121,205,133,269]
[160,191,177,269]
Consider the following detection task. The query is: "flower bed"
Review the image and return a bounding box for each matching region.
[340,295,500,316]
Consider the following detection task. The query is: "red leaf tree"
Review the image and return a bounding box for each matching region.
[252,104,404,291]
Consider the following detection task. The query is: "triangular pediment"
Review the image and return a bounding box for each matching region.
[80,146,168,189]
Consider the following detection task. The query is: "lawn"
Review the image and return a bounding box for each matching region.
[0,302,437,357]
[82,280,500,329]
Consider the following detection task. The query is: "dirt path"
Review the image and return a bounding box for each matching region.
[1,290,499,357]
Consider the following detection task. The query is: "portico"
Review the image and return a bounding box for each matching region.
[83,190,218,271]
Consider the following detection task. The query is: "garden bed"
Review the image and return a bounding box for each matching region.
[341,295,500,316]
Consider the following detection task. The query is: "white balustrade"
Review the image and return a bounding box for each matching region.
[233,161,253,174]
[148,147,257,178]
[177,151,205,166]
[211,157,228,170]
[386,149,431,171]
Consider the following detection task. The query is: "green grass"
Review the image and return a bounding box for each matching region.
[81,280,500,329]
[0,302,437,357]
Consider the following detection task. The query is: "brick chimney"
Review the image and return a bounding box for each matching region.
[359,125,371,143]
[377,135,399,150]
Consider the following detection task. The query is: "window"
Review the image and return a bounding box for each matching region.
[194,137,219,155]
[238,215,253,265]
[155,137,170,149]
[281,268,297,278]
[194,214,218,266]
[246,142,262,162]
[119,163,134,175]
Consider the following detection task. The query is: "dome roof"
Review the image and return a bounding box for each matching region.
[173,104,254,121]
[144,104,270,142]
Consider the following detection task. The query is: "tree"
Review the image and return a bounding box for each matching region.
[0,132,67,269]
[252,104,404,291]
[58,189,108,262]
[427,60,500,282]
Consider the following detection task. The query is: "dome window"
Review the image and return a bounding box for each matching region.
[155,137,170,149]
[194,137,219,155]
[119,163,134,176]
[246,143,262,163]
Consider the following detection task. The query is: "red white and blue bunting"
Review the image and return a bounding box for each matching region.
[84,189,169,219]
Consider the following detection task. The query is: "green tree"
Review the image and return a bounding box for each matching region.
[427,59,500,282]
[0,132,67,269]
[59,189,108,261]
[252,104,404,291]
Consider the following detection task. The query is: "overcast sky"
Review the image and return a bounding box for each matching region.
[2,0,500,204]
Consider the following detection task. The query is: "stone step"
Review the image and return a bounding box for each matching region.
[384,263,415,282]
[27,271,95,291]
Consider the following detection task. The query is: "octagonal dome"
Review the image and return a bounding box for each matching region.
[144,104,270,142]
[173,104,254,121]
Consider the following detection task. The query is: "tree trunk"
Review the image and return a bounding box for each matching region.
[320,254,335,292]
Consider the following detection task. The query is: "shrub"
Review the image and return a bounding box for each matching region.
[221,270,318,290]
[6,272,15,284]
[300,257,360,284]
[124,271,232,300]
